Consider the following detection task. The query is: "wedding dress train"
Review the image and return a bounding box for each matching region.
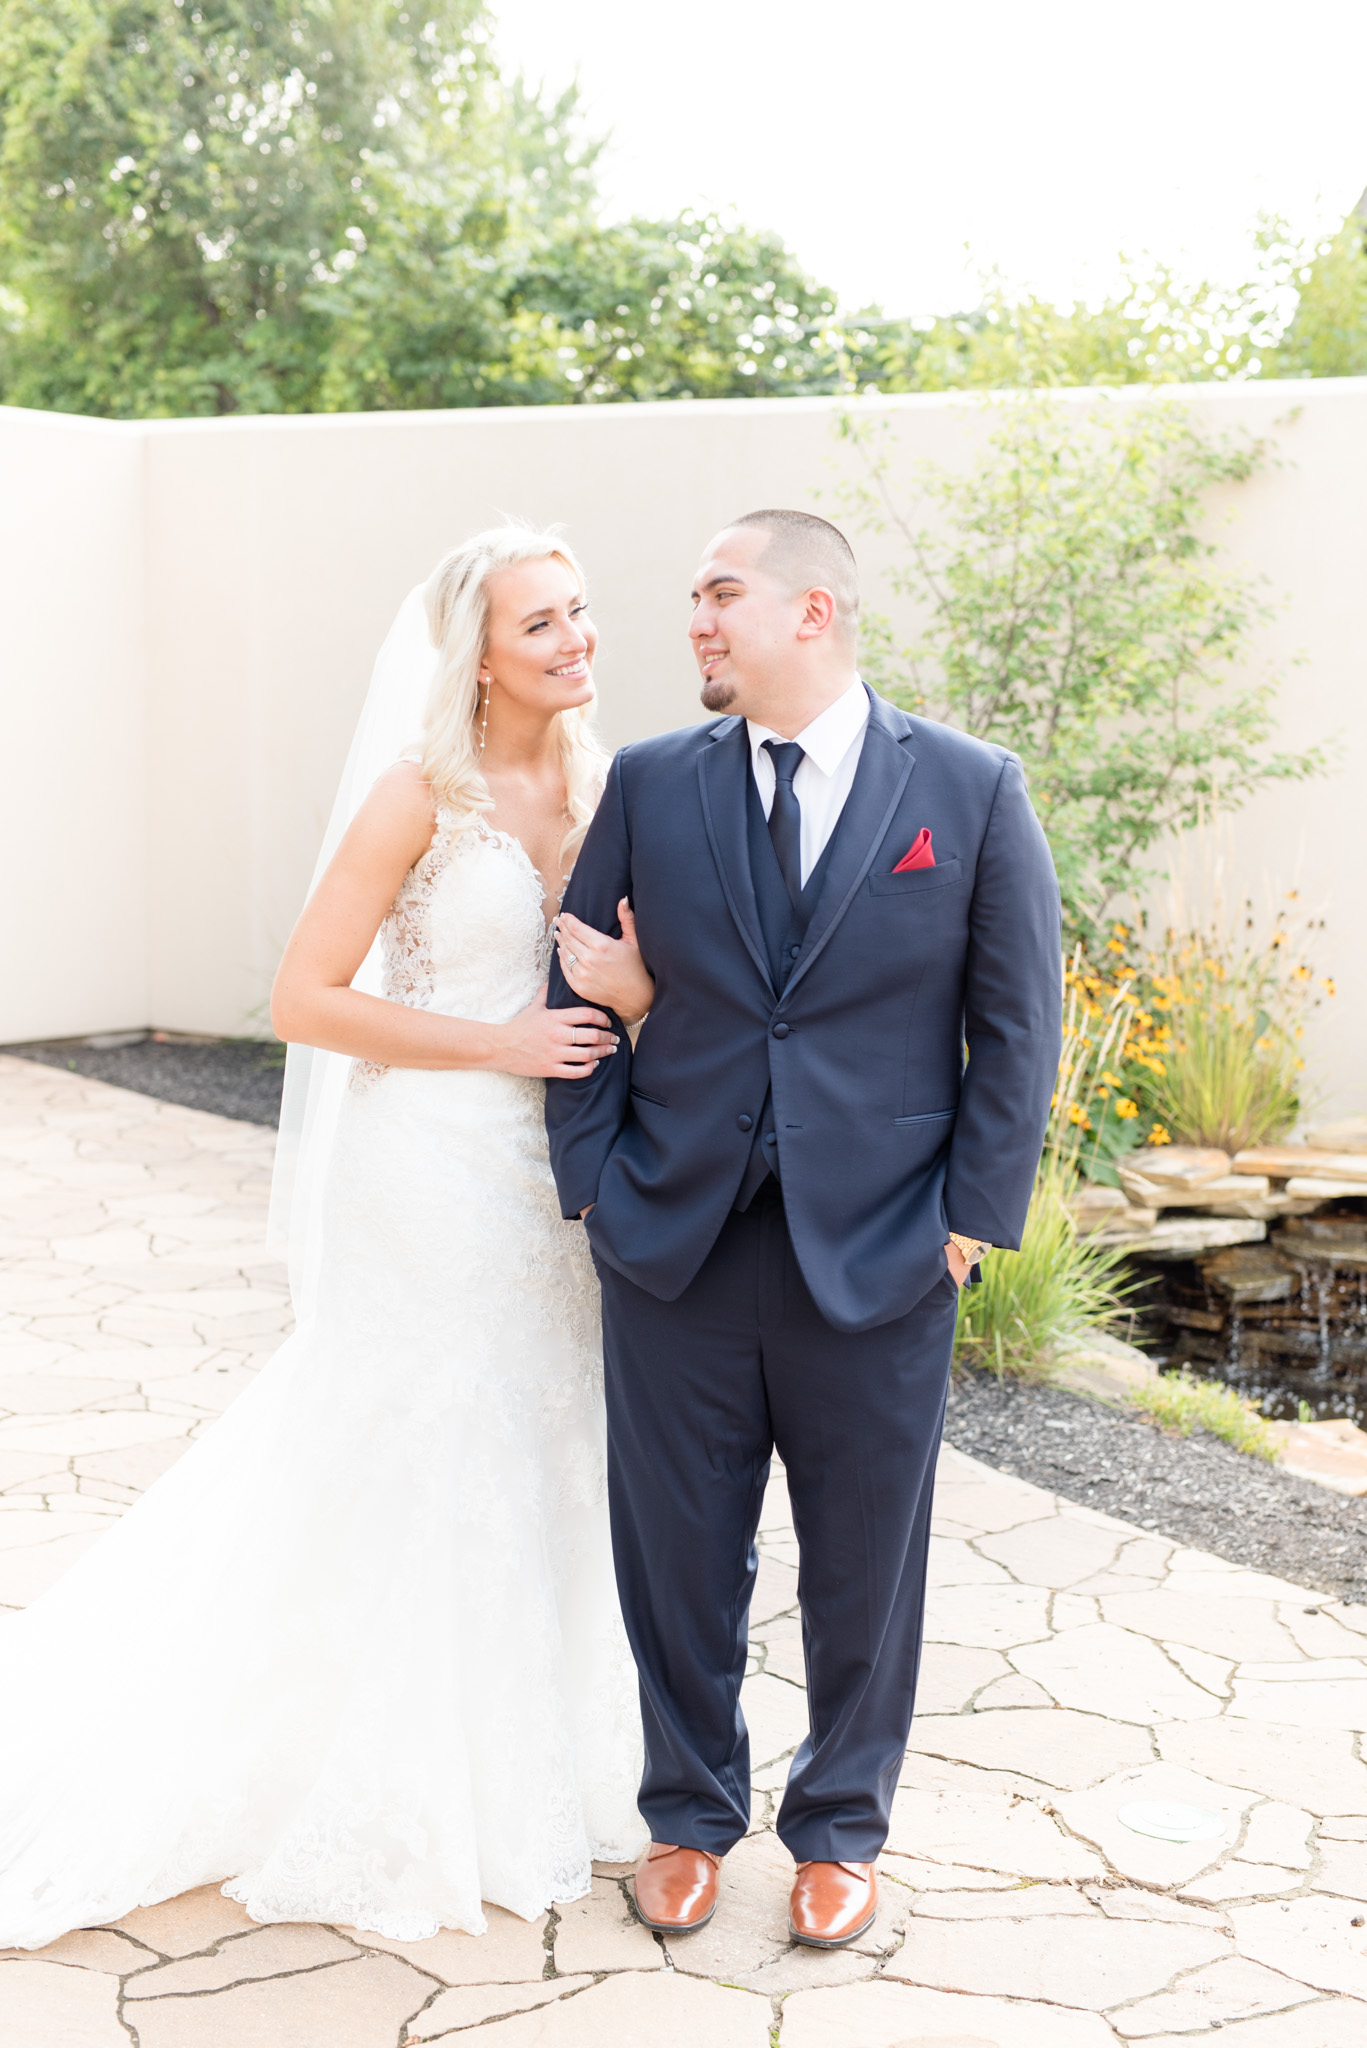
[0,810,646,1949]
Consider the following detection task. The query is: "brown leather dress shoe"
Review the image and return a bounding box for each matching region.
[631,1842,722,1933]
[788,1860,878,1947]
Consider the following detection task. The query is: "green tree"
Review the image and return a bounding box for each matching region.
[0,0,597,414]
[510,212,841,403]
[310,206,843,411]
[838,398,1327,939]
[1256,206,1367,380]
[826,200,1367,399]
[0,0,845,414]
[833,264,1281,397]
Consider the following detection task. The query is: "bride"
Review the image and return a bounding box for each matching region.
[0,524,653,1949]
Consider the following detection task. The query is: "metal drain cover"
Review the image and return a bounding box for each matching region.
[1117,1799,1226,1843]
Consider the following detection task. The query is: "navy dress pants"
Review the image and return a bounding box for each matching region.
[596,1179,960,1864]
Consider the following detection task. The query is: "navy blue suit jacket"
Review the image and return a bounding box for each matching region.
[545,688,1062,1334]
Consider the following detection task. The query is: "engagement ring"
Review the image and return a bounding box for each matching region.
[566,951,579,971]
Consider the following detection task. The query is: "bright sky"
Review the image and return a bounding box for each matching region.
[492,0,1367,318]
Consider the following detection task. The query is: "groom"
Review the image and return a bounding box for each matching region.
[546,510,1061,1946]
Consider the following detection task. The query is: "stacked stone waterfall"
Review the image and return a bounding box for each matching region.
[1070,1120,1367,1421]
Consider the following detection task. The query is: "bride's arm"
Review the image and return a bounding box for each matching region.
[555,900,654,1025]
[271,763,619,1080]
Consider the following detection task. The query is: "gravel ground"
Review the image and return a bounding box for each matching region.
[944,1366,1367,1606]
[5,1036,284,1127]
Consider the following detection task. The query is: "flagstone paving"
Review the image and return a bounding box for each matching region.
[1,1051,1365,2045]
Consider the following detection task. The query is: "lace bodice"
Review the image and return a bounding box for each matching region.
[353,811,557,1091]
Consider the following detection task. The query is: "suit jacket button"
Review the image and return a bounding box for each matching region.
[737,1114,753,1132]
[771,1021,790,1039]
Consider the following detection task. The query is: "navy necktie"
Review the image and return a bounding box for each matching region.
[763,739,805,905]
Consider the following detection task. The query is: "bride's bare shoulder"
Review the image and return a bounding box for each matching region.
[340,759,439,874]
[373,756,436,806]
[360,758,438,830]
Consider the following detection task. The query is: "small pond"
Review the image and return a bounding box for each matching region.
[1125,1205,1367,1427]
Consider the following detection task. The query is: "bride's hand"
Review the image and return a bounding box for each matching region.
[557,901,654,1025]
[490,985,619,1080]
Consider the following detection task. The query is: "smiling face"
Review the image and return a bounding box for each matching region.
[689,525,801,716]
[482,555,597,715]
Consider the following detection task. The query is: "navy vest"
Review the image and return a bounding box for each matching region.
[733,766,848,1210]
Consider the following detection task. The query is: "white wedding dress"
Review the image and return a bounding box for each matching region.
[0,808,646,1950]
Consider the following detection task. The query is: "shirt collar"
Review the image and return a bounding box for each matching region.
[747,677,870,779]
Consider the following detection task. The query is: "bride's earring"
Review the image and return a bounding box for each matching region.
[478,673,491,756]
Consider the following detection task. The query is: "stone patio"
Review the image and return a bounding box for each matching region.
[0,1050,1365,2046]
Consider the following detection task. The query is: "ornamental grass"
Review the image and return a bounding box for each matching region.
[953,1149,1131,1380]
[1145,907,1330,1153]
[1127,1369,1280,1461]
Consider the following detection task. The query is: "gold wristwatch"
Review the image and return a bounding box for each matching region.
[948,1232,991,1266]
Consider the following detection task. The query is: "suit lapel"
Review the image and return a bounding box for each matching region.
[697,719,776,996]
[781,691,916,1004]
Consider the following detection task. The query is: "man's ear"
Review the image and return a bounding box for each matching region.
[795,586,838,640]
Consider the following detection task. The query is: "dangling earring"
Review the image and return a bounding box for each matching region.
[478,673,491,756]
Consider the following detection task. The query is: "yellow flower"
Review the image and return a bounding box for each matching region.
[1148,1124,1171,1145]
[1100,1070,1122,1087]
[1112,922,1129,938]
[1115,1098,1139,1120]
[1323,978,1337,996]
[1106,939,1125,954]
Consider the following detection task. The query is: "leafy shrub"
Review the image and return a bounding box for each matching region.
[838,396,1326,945]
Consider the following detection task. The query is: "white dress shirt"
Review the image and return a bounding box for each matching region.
[746,678,870,886]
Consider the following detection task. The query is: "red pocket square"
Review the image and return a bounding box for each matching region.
[892,829,935,873]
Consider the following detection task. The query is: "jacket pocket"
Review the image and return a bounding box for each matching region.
[894,1108,957,1126]
[869,858,963,896]
[629,1084,669,1108]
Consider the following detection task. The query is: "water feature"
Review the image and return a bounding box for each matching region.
[1126,1205,1367,1425]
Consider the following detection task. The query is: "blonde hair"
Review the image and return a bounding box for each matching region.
[420,522,609,870]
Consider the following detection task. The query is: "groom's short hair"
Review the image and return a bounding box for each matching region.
[730,509,860,638]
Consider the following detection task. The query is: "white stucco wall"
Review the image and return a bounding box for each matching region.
[0,409,148,1038]
[1,382,1363,1112]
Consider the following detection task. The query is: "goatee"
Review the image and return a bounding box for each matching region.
[700,678,736,712]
